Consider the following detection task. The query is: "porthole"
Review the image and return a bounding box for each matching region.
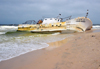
[45,19,47,20]
[60,24,61,26]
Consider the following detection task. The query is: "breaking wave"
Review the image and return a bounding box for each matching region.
[92,25,100,29]
[0,26,18,34]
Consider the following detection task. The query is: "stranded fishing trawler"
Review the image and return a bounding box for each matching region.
[18,10,92,33]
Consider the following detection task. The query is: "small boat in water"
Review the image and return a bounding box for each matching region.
[0,26,18,34]
[18,10,92,33]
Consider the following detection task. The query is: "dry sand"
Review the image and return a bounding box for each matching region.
[0,30,100,69]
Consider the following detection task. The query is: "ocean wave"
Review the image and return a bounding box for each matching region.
[0,26,18,34]
[0,33,72,62]
[92,25,100,29]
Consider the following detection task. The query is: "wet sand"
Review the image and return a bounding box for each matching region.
[0,29,100,69]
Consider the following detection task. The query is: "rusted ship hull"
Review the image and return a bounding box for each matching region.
[18,17,92,33]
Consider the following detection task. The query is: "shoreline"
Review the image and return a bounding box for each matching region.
[0,29,100,69]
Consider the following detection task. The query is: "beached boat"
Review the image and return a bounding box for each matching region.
[18,11,92,33]
[0,26,18,34]
[18,17,92,33]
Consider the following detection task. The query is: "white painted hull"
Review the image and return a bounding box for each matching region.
[66,17,92,32]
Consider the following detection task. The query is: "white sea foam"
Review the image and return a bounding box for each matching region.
[0,32,6,34]
[0,26,18,35]
[0,42,49,62]
[92,25,100,29]
[52,32,60,35]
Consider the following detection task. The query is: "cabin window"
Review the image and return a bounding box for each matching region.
[52,25,54,27]
[45,19,47,20]
[81,19,85,22]
[76,19,85,22]
[50,18,52,20]
[55,19,57,20]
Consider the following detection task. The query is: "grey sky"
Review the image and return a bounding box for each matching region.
[0,0,100,24]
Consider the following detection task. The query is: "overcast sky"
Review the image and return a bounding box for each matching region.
[0,0,100,24]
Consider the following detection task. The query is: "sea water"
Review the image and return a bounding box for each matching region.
[0,31,72,62]
[0,24,100,62]
[92,24,100,29]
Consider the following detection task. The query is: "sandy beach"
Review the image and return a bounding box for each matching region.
[0,29,100,69]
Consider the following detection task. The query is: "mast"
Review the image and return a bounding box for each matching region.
[85,9,89,18]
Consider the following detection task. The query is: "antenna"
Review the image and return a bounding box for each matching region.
[69,15,72,20]
[85,9,89,18]
[57,14,61,18]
